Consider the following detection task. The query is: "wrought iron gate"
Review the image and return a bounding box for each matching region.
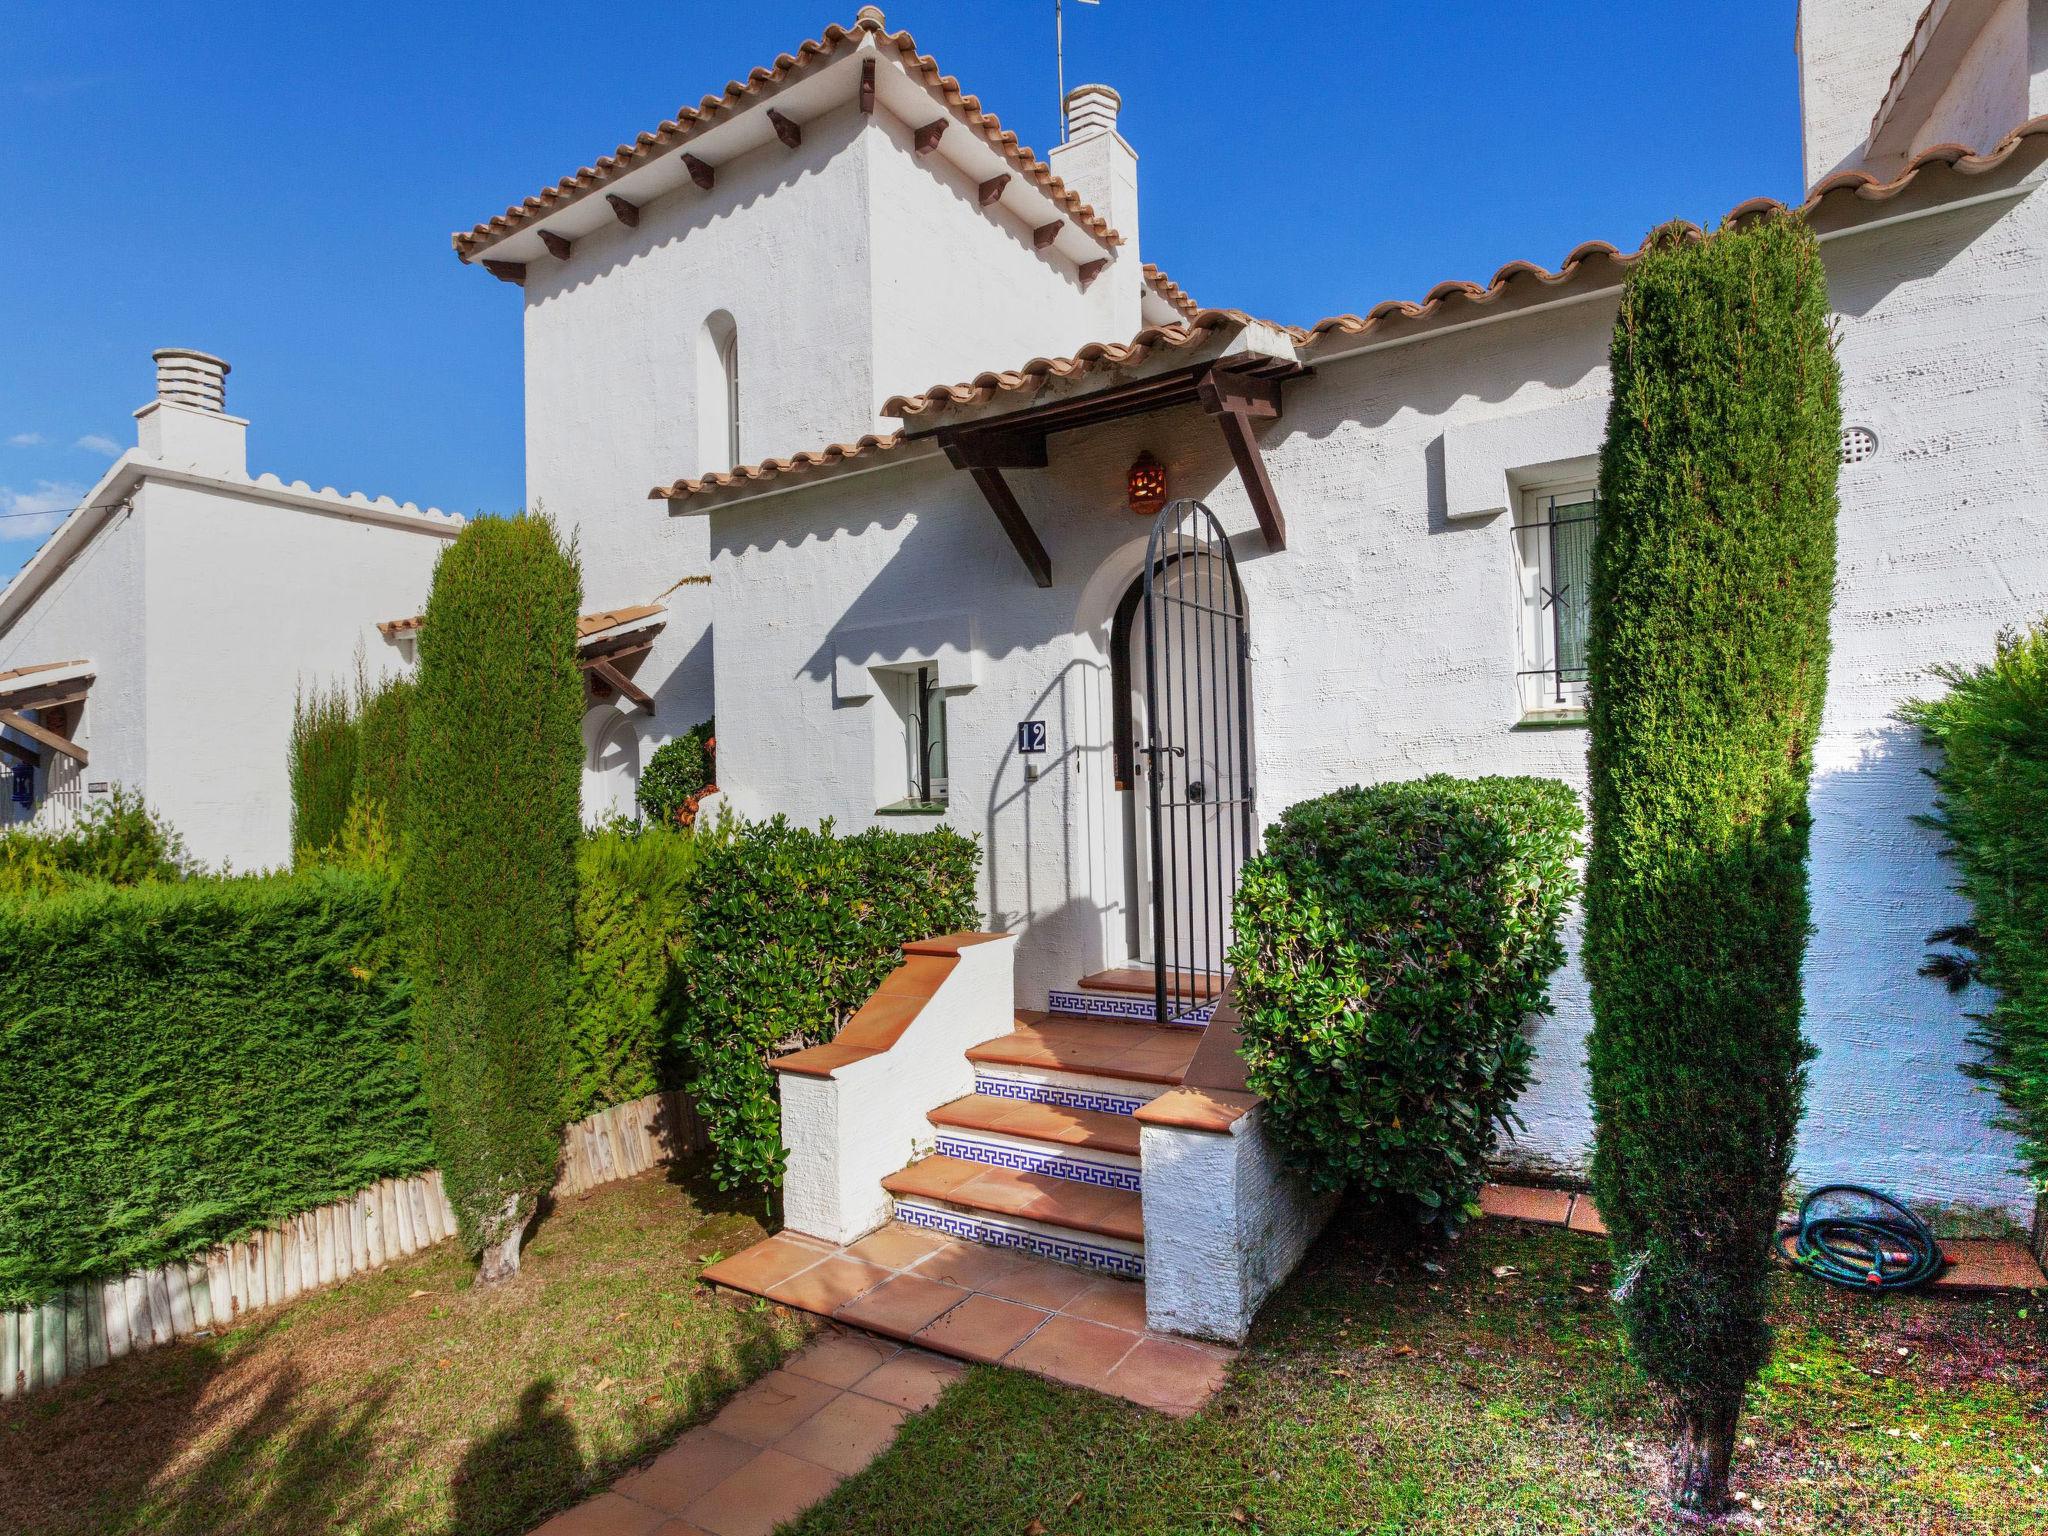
[1140,499,1255,1024]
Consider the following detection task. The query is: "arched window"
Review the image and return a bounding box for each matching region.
[697,310,740,473]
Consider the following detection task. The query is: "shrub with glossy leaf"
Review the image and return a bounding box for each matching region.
[402,514,582,1273]
[1584,213,1838,1512]
[1904,618,2048,1185]
[1228,776,1581,1223]
[638,720,716,826]
[0,867,425,1307]
[672,816,979,1192]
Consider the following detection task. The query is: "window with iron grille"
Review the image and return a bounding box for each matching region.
[1512,486,1598,718]
[877,663,949,810]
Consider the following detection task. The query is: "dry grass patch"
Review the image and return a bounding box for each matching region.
[0,1167,810,1536]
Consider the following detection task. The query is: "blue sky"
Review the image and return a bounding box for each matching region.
[0,1,1802,584]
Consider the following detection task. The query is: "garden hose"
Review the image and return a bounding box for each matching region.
[1782,1184,1948,1293]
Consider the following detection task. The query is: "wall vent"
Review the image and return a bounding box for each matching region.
[1840,424,1879,465]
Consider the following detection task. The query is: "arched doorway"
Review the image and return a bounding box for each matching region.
[582,707,642,824]
[1109,500,1255,1022]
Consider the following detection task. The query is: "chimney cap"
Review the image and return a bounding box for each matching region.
[1063,83,1122,140]
[855,5,885,26]
[151,348,231,414]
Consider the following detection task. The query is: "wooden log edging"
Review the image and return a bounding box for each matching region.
[0,1088,703,1402]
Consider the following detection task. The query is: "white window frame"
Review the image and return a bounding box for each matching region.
[1512,482,1599,720]
[875,662,950,810]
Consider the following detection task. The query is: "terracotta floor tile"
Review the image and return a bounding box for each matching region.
[835,1271,973,1338]
[773,1389,910,1475]
[1102,1336,1232,1416]
[707,1369,840,1447]
[529,1491,669,1536]
[1005,1314,1142,1392]
[647,1522,712,1536]
[1061,1277,1150,1331]
[698,1233,833,1297]
[844,1223,950,1270]
[764,1254,892,1314]
[1478,1183,1573,1225]
[682,1449,844,1536]
[915,1239,1032,1291]
[983,1258,1098,1311]
[850,1347,966,1411]
[1934,1238,2048,1293]
[1566,1195,1609,1237]
[612,1428,760,1514]
[782,1328,899,1389]
[913,1292,1050,1364]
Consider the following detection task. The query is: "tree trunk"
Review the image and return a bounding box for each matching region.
[1670,1393,1741,1517]
[473,1196,531,1286]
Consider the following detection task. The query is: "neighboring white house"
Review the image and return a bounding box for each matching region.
[0,350,462,869]
[442,2,2043,1234]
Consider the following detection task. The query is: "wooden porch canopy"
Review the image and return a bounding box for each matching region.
[375,604,669,715]
[0,659,93,768]
[900,356,1306,589]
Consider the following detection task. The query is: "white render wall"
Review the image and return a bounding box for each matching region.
[708,183,2048,1223]
[1800,0,1946,182]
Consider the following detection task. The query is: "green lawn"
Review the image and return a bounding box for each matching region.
[0,1169,810,1536]
[789,1213,2048,1535]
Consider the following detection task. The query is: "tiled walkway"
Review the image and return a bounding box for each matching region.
[531,1330,961,1536]
[700,1222,1234,1412]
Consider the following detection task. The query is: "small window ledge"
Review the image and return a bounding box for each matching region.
[1513,712,1589,732]
[876,799,949,817]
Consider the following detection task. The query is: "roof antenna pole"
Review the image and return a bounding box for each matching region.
[1056,0,1099,142]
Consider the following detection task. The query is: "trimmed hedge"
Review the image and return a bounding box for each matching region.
[673,817,980,1192]
[403,514,583,1273]
[1228,776,1581,1223]
[566,822,710,1121]
[638,720,716,827]
[1905,618,2048,1186]
[1583,213,1838,1511]
[0,869,426,1307]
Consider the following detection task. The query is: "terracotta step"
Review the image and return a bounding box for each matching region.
[1078,966,1221,1000]
[967,1013,1202,1086]
[884,1154,1146,1244]
[929,1093,1143,1157]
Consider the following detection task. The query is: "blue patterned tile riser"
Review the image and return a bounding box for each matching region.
[1047,988,1215,1027]
[934,1135,1143,1193]
[974,1073,1148,1117]
[893,1201,1145,1280]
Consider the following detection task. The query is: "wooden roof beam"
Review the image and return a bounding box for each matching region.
[0,709,86,767]
[1197,367,1287,551]
[587,657,655,714]
[0,680,91,713]
[965,466,1052,588]
[0,732,38,769]
[767,108,802,149]
[939,428,1048,471]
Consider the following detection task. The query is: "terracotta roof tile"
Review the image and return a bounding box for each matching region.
[1142,263,1198,319]
[1300,116,2048,353]
[454,10,1118,261]
[880,309,1298,421]
[376,603,667,641]
[649,430,915,503]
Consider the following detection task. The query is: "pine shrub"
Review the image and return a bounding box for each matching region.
[402,515,583,1280]
[1229,776,1581,1223]
[1584,213,1839,1513]
[672,817,980,1192]
[1904,619,2048,1185]
[0,868,424,1306]
[289,680,358,861]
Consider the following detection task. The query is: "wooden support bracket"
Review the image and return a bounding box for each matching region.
[1032,220,1063,250]
[607,194,640,227]
[1197,368,1288,551]
[1077,258,1107,287]
[587,658,655,714]
[537,229,572,261]
[0,709,86,767]
[940,429,1049,471]
[859,58,876,113]
[767,108,802,149]
[977,173,1010,207]
[965,466,1052,588]
[914,119,948,155]
[481,260,526,284]
[0,732,38,769]
[683,154,715,190]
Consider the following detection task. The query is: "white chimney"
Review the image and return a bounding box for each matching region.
[1049,83,1141,335]
[134,347,247,476]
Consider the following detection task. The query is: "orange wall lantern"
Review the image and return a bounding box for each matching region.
[1127,451,1168,516]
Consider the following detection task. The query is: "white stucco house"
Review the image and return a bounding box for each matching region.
[442,0,2048,1330]
[0,350,462,870]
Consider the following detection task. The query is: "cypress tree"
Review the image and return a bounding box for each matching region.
[1584,212,1839,1514]
[288,680,358,862]
[403,515,582,1283]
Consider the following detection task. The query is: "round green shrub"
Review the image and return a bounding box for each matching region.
[1228,775,1581,1224]
[637,719,715,826]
